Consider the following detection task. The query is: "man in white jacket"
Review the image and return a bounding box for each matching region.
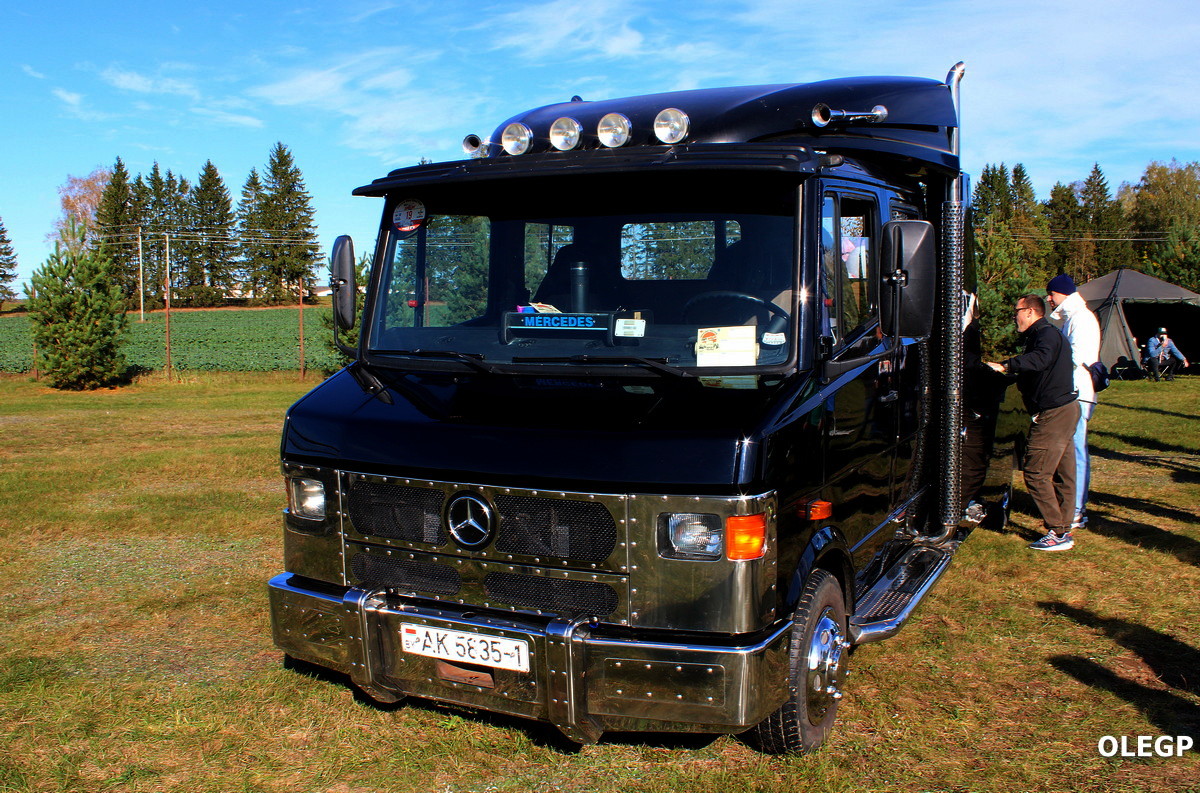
[1047,274,1101,529]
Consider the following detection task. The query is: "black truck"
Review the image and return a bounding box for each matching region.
[268,63,1017,753]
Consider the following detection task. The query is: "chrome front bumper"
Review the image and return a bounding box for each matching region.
[269,573,791,743]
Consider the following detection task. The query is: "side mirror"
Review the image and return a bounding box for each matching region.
[331,235,356,330]
[880,220,936,338]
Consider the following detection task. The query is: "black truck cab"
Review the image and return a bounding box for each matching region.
[269,65,1016,753]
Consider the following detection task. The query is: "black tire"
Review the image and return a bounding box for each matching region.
[744,569,849,754]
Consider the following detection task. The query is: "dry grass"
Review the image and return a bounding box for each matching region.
[0,372,1196,793]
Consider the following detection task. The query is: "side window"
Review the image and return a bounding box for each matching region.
[821,193,877,344]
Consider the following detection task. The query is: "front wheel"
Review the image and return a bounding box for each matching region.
[744,568,850,754]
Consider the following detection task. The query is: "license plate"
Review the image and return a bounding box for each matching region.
[400,624,530,673]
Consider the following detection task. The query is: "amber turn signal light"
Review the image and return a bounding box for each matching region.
[726,514,766,560]
[800,500,833,520]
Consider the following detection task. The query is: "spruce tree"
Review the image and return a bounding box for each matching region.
[258,143,320,305]
[94,157,141,301]
[0,216,18,304]
[28,221,128,389]
[189,160,236,304]
[236,168,269,300]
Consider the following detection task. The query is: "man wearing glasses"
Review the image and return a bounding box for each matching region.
[987,295,1080,551]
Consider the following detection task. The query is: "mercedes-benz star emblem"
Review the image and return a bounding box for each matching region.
[446,493,494,548]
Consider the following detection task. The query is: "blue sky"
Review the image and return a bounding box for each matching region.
[3,0,1199,294]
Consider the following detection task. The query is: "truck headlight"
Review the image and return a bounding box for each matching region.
[597,113,632,147]
[658,513,722,560]
[653,107,689,144]
[288,477,326,520]
[501,122,533,155]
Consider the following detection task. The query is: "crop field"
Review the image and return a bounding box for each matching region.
[0,373,1196,792]
[0,307,342,373]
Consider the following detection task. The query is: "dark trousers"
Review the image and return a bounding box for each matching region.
[1146,356,1176,380]
[1023,401,1079,531]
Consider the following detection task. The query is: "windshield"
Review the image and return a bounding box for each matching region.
[366,185,799,375]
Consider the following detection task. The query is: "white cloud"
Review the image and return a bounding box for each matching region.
[21,64,46,79]
[52,88,83,107]
[191,107,265,128]
[101,67,200,100]
[249,49,471,162]
[487,0,646,60]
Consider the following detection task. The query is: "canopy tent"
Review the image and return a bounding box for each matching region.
[1077,268,1200,374]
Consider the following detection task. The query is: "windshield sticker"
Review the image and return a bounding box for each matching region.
[515,302,562,314]
[761,331,787,346]
[392,199,426,233]
[696,326,757,367]
[614,318,646,338]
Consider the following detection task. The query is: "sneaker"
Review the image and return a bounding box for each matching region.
[1071,512,1088,530]
[1030,530,1074,551]
[963,501,987,524]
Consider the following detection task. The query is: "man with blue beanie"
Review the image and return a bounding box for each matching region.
[1047,273,1101,530]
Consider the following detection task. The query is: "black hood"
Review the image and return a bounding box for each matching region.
[282,367,785,493]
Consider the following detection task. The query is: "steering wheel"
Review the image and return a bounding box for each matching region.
[682,290,791,327]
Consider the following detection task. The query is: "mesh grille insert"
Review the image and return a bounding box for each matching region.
[350,553,461,595]
[494,495,616,562]
[347,481,445,544]
[484,572,618,616]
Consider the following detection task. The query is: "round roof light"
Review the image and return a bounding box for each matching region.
[654,108,690,144]
[597,113,632,148]
[549,117,583,151]
[501,122,533,155]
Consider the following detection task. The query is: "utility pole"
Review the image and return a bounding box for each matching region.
[298,277,306,381]
[137,225,144,322]
[164,233,172,382]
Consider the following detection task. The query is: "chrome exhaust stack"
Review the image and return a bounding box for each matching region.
[925,61,967,547]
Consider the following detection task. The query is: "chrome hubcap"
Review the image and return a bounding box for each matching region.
[805,607,849,718]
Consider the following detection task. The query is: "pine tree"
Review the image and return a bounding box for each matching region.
[141,164,169,308]
[189,160,236,303]
[28,221,128,389]
[257,143,320,305]
[0,216,18,304]
[236,168,269,299]
[94,157,141,301]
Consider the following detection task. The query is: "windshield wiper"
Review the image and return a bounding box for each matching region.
[386,349,500,374]
[510,354,694,378]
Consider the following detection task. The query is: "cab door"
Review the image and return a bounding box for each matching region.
[819,190,899,587]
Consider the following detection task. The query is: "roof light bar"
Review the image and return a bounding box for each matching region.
[549,117,583,151]
[501,122,533,155]
[654,107,689,144]
[597,113,632,147]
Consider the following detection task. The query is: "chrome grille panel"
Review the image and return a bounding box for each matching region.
[493,494,616,562]
[350,552,461,595]
[483,572,619,616]
[346,480,445,544]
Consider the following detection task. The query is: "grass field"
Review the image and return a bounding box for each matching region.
[0,307,342,373]
[0,373,1196,793]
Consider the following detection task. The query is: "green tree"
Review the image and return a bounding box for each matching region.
[94,157,142,301]
[236,168,269,299]
[1146,220,1200,293]
[257,143,320,305]
[1044,181,1088,279]
[27,222,128,389]
[0,216,18,304]
[177,160,235,306]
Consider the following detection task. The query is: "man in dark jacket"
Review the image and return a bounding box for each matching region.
[987,295,1080,551]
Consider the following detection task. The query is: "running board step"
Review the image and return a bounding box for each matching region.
[848,546,954,645]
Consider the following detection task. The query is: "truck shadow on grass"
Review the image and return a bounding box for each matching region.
[1040,602,1200,740]
[280,654,720,753]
